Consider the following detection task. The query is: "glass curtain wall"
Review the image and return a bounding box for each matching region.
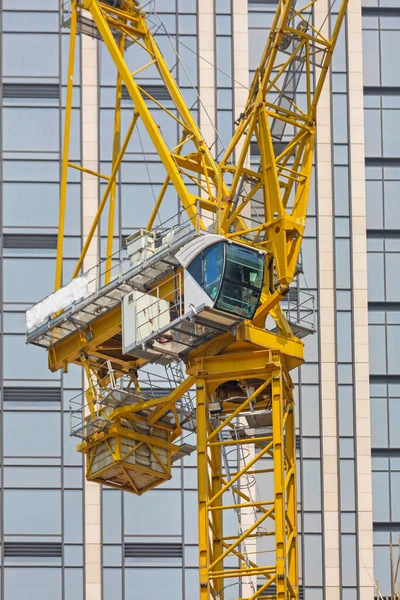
[1,1,84,599]
[363,2,400,595]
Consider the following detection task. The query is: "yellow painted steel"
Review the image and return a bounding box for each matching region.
[55,0,77,290]
[105,32,126,284]
[191,350,298,600]
[47,0,349,598]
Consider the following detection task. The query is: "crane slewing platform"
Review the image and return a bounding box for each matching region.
[25,0,348,598]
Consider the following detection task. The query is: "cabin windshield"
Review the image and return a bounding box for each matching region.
[215,243,264,319]
[187,241,264,320]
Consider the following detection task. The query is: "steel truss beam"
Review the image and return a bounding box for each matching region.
[193,350,298,600]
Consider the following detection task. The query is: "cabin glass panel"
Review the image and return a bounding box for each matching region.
[215,243,264,319]
[187,241,264,320]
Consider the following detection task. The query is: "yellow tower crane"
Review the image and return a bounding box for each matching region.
[26,1,348,598]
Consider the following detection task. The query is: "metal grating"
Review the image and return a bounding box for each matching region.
[64,14,134,49]
[284,287,299,304]
[3,387,62,402]
[364,86,400,96]
[371,448,400,458]
[369,301,400,311]
[373,523,400,532]
[124,542,183,558]
[369,375,400,385]
[367,229,400,239]
[3,234,58,250]
[3,83,59,99]
[362,6,400,16]
[259,585,304,599]
[250,141,260,156]
[4,542,62,557]
[123,84,170,102]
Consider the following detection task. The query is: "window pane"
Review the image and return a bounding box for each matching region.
[335,239,351,289]
[387,325,400,375]
[368,325,387,375]
[121,183,177,230]
[386,254,400,302]
[64,491,83,543]
[179,15,197,34]
[124,490,182,535]
[4,12,59,32]
[340,460,356,511]
[372,471,390,521]
[187,255,202,287]
[383,110,400,157]
[249,29,266,71]
[301,385,319,435]
[334,166,350,216]
[338,386,354,437]
[3,108,59,152]
[177,35,198,87]
[3,183,81,234]
[5,568,62,600]
[389,397,400,448]
[336,312,353,362]
[216,37,232,86]
[4,412,61,457]
[384,181,400,229]
[374,545,391,596]
[362,30,380,87]
[3,33,59,76]
[367,252,385,302]
[104,569,123,600]
[3,335,60,380]
[341,535,357,586]
[64,569,84,600]
[184,490,198,543]
[225,244,264,288]
[4,466,61,488]
[125,569,182,600]
[381,30,400,86]
[391,472,400,521]
[370,397,388,448]
[216,280,260,319]
[4,258,56,303]
[332,95,348,144]
[302,460,321,510]
[103,491,122,543]
[364,109,382,157]
[304,535,323,586]
[4,490,61,534]
[366,180,383,228]
[203,242,224,300]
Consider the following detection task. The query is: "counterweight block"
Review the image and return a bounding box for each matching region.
[80,418,175,495]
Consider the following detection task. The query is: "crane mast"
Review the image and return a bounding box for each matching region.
[26,1,348,598]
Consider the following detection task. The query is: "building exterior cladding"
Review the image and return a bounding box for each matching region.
[0,0,398,599]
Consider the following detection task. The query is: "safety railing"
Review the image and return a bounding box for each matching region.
[69,359,193,439]
[26,202,206,336]
[281,288,316,334]
[87,201,203,293]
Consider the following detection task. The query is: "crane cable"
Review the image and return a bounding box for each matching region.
[146,8,243,158]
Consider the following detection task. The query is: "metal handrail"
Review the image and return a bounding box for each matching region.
[69,359,191,438]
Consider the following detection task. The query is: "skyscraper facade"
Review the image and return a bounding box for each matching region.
[0,0,396,599]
